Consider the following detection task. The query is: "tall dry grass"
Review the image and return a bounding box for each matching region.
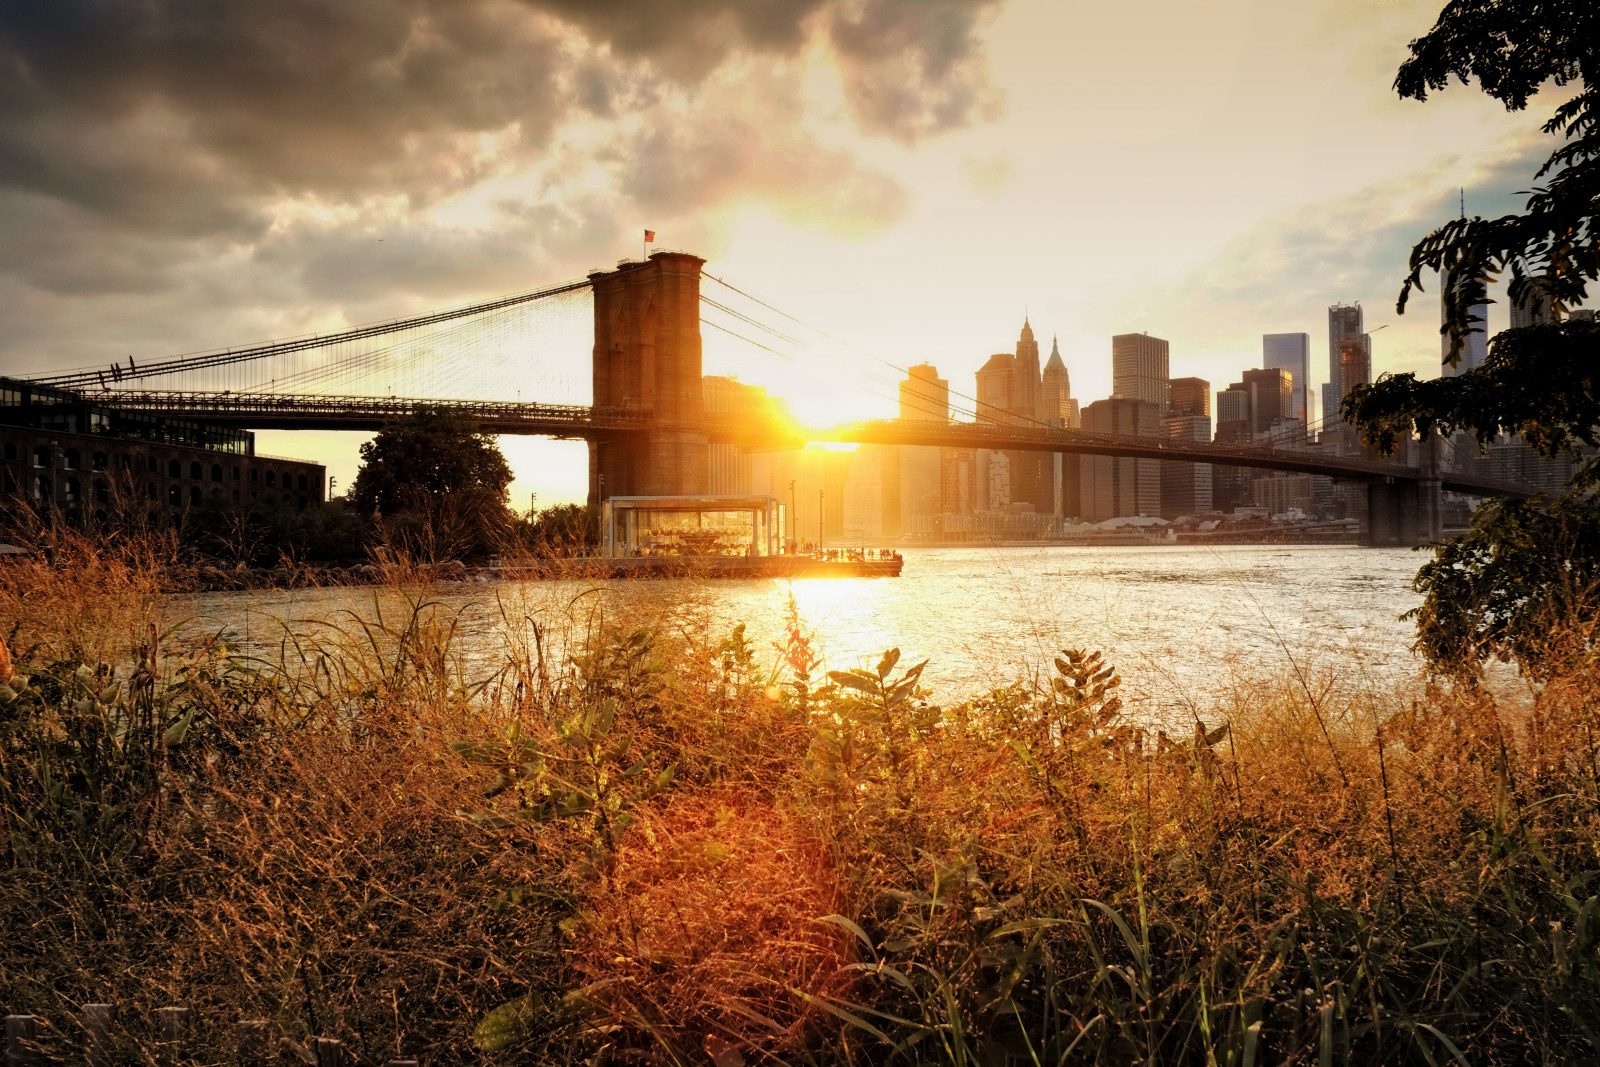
[2,537,1599,1064]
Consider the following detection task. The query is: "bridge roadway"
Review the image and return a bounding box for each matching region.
[93,390,1531,499]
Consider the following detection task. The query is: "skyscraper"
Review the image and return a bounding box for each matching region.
[899,364,949,422]
[1112,333,1170,410]
[1509,281,1553,329]
[1327,303,1363,402]
[1013,319,1042,421]
[1009,321,1051,512]
[975,352,1015,425]
[897,365,946,535]
[1169,376,1211,418]
[1244,368,1293,437]
[1041,337,1078,427]
[1263,333,1310,424]
[1338,336,1371,397]
[1079,398,1163,520]
[1161,413,1213,517]
[1441,269,1489,374]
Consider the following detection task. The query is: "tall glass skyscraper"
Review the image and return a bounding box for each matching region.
[1263,333,1310,425]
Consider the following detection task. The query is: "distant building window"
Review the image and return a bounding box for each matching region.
[189,486,200,506]
[297,474,307,491]
[265,471,275,487]
[34,475,50,500]
[231,489,239,503]
[94,480,109,504]
[63,476,80,502]
[232,466,241,480]
[250,469,258,482]
[147,482,157,500]
[168,485,181,506]
[211,463,222,482]
[32,446,49,468]
[298,495,307,511]
[3,442,15,460]
[168,459,181,478]
[147,455,157,472]
[190,461,202,480]
[282,471,292,488]
[118,454,132,470]
[63,448,79,470]
[92,451,107,471]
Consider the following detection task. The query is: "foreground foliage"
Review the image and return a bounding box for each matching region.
[4,551,1600,1066]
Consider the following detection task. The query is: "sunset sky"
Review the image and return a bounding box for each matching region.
[0,0,1578,506]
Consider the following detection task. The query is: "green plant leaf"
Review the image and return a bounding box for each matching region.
[473,994,537,1052]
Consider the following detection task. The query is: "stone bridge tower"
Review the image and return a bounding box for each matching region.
[587,252,709,509]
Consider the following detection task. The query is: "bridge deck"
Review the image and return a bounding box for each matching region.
[88,390,1531,498]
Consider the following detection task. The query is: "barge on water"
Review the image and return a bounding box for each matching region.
[559,493,904,579]
[496,553,902,580]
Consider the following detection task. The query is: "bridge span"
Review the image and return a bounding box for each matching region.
[34,251,1534,548]
[90,389,1531,544]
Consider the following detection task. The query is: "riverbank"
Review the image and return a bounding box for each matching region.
[2,539,1592,1065]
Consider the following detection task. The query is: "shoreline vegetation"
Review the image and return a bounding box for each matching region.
[3,529,1598,1065]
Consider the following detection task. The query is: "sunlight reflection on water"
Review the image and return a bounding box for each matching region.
[178,544,1428,714]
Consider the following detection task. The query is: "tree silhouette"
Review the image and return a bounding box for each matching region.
[1345,0,1600,677]
[349,407,513,559]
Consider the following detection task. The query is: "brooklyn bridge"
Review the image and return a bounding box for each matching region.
[22,251,1529,546]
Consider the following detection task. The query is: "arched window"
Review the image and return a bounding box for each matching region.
[298,495,307,511]
[189,486,200,506]
[211,463,222,482]
[92,451,107,471]
[63,448,79,470]
[147,455,157,472]
[63,476,80,502]
[2,472,14,494]
[190,461,202,480]
[118,454,132,470]
[33,446,50,468]
[233,466,241,480]
[265,471,276,487]
[168,484,181,506]
[297,474,307,491]
[94,480,109,504]
[168,458,181,478]
[231,489,240,503]
[147,482,157,500]
[34,474,51,500]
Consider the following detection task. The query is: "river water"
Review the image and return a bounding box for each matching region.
[178,545,1430,713]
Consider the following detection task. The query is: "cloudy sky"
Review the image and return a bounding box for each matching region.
[0,0,1577,506]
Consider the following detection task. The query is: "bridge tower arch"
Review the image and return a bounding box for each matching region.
[587,252,708,509]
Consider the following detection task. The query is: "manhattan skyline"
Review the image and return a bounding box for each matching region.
[0,0,1582,505]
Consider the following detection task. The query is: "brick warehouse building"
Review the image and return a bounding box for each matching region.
[1,378,324,527]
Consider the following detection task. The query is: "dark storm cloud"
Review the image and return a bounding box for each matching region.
[0,0,1002,372]
[0,0,997,237]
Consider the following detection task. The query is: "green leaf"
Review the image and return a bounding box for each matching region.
[473,995,538,1053]
[163,709,198,746]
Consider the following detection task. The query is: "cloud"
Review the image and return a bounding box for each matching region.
[1087,129,1561,385]
[0,0,1002,371]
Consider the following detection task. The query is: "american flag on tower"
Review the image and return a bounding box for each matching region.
[643,229,656,242]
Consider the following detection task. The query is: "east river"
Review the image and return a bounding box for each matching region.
[178,545,1432,713]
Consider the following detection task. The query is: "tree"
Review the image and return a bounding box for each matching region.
[1345,0,1600,677]
[516,502,597,558]
[348,408,514,560]
[1348,0,1598,445]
